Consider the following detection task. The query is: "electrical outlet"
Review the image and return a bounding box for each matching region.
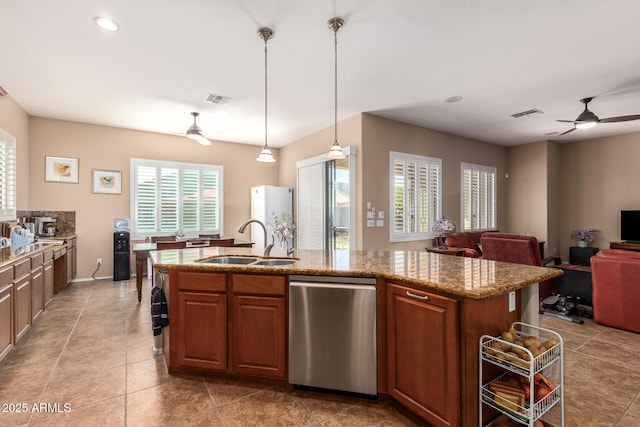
[96,258,102,266]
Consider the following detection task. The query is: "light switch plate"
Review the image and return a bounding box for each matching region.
[509,291,516,312]
[367,220,375,227]
[378,211,384,219]
[367,211,375,219]
[376,220,384,227]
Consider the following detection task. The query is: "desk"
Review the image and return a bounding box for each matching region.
[132,239,253,302]
[425,247,465,256]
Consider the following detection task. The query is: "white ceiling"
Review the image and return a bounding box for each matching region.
[2,0,640,148]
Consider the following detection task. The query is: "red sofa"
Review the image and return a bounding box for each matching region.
[433,230,498,258]
[590,249,640,333]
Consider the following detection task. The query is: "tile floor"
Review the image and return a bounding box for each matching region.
[0,278,638,426]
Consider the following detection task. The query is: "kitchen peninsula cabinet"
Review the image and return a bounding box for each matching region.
[0,266,14,361]
[13,258,31,343]
[30,252,44,322]
[231,274,286,379]
[387,283,459,427]
[174,271,227,371]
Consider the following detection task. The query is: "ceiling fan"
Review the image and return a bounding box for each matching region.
[557,97,640,136]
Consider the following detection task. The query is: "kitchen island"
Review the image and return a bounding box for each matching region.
[151,247,562,427]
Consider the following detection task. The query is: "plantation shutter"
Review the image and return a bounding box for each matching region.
[297,162,325,250]
[390,152,441,241]
[131,159,222,238]
[462,163,496,231]
[0,129,16,221]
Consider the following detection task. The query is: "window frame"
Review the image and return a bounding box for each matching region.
[460,162,497,231]
[0,128,17,222]
[130,158,223,240]
[389,151,442,242]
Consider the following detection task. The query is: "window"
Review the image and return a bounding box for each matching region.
[131,158,222,239]
[0,128,16,222]
[390,151,441,242]
[461,162,496,231]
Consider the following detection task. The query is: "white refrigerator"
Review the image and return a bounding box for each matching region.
[250,185,293,249]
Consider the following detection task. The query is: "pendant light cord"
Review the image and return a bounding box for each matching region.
[333,24,338,145]
[264,35,268,149]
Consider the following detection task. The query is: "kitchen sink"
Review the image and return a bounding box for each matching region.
[252,259,296,267]
[198,256,259,265]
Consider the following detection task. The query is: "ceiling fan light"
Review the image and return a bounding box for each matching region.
[256,147,276,162]
[185,112,211,145]
[575,121,597,130]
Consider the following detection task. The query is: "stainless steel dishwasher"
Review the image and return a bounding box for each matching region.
[288,275,377,396]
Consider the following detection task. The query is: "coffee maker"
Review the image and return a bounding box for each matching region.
[35,217,56,237]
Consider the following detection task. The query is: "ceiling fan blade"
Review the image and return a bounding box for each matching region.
[556,120,577,123]
[599,115,640,123]
[559,127,576,136]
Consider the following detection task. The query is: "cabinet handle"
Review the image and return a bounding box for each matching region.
[406,290,429,301]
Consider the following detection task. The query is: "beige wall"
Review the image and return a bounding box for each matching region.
[361,114,508,251]
[279,114,364,248]
[29,117,279,279]
[0,95,30,209]
[559,132,640,259]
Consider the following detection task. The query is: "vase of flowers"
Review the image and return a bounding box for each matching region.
[269,212,296,250]
[432,217,456,249]
[571,228,598,248]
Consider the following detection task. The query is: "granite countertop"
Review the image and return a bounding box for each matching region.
[150,247,563,300]
[0,241,59,267]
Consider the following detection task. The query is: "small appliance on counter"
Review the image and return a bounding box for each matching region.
[35,216,56,237]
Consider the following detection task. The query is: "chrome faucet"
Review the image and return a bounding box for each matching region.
[238,219,273,256]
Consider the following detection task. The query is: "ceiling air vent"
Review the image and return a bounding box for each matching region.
[510,108,543,118]
[203,93,231,105]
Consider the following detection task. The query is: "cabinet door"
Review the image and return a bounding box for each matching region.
[387,283,459,427]
[0,284,13,361]
[176,291,227,370]
[43,261,54,307]
[66,246,76,284]
[231,295,286,378]
[31,266,44,322]
[14,274,31,343]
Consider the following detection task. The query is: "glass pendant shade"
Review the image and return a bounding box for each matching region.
[256,146,276,162]
[327,141,346,159]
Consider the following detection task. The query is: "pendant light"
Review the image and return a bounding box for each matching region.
[256,27,276,162]
[327,17,346,160]
[185,112,212,146]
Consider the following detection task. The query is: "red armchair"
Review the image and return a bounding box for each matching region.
[433,230,498,257]
[590,249,640,333]
[480,232,560,298]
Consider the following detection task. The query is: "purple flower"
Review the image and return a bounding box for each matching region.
[570,228,598,242]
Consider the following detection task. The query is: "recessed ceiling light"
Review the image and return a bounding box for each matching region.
[94,17,119,32]
[445,96,463,103]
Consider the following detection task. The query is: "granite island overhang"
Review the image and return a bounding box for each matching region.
[149,247,563,427]
[150,247,562,300]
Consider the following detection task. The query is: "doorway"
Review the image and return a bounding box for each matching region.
[296,147,356,250]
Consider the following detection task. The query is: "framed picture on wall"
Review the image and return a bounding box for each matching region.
[92,169,122,194]
[45,156,79,183]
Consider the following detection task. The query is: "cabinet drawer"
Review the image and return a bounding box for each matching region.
[53,247,66,259]
[66,238,76,248]
[232,274,285,296]
[176,271,226,292]
[0,266,13,287]
[31,253,44,269]
[13,258,31,279]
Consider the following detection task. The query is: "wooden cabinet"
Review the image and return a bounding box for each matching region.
[0,266,14,362]
[53,246,67,294]
[30,252,44,322]
[387,283,459,427]
[170,271,287,380]
[231,274,286,379]
[13,258,31,343]
[66,237,77,284]
[173,272,227,371]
